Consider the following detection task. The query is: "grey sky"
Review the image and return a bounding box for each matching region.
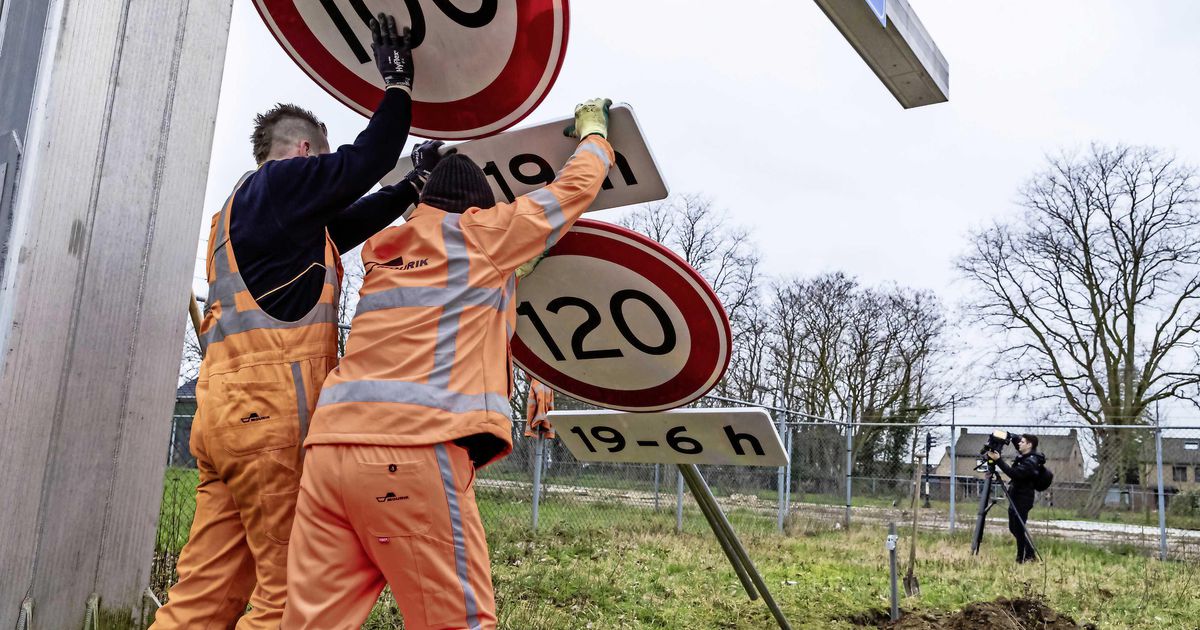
[196,1,1200,423]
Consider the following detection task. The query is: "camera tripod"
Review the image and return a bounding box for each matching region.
[969,461,1039,561]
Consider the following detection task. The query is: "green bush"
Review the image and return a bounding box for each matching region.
[1167,489,1200,518]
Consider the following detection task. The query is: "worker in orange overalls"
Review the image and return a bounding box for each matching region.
[524,377,557,439]
[153,15,440,628]
[282,99,616,629]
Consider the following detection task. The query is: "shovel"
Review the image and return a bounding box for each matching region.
[904,454,923,596]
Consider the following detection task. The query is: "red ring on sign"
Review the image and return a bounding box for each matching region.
[255,0,567,139]
[513,220,731,412]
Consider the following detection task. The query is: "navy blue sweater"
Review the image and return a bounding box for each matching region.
[229,89,416,321]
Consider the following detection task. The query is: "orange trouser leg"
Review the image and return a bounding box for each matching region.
[152,456,256,629]
[219,444,302,630]
[283,445,387,629]
[285,443,496,630]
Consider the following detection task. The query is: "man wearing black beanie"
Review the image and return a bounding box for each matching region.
[284,100,615,628]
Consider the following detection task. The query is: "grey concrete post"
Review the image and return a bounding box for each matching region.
[0,1,234,626]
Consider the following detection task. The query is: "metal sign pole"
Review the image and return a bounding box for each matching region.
[678,464,793,630]
[676,465,757,600]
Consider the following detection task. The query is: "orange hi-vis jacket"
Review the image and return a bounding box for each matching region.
[154,173,343,628]
[306,136,614,466]
[524,378,556,439]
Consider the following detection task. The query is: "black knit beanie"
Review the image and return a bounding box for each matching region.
[419,154,496,214]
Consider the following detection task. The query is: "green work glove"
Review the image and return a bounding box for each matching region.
[563,98,612,140]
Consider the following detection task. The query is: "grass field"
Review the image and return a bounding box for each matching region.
[156,471,1200,628]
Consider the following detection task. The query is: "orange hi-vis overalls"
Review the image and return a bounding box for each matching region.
[524,378,556,439]
[153,174,342,629]
[283,136,614,629]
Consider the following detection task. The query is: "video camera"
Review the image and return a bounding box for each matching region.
[974,429,1018,472]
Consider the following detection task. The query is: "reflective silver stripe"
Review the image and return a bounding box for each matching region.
[203,302,338,345]
[354,286,502,316]
[503,274,516,340]
[429,217,469,388]
[528,188,566,250]
[435,444,483,630]
[291,362,309,450]
[316,380,511,416]
[576,142,612,169]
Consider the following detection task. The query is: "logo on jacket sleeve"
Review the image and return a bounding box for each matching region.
[383,256,430,270]
[240,412,270,423]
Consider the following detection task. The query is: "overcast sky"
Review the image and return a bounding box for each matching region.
[196,1,1200,426]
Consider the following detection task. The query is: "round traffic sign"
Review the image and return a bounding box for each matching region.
[254,0,569,139]
[512,220,731,412]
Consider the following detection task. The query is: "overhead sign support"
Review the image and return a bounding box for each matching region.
[813,0,949,108]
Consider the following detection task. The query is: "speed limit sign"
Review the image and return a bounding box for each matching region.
[513,220,731,412]
[254,0,569,139]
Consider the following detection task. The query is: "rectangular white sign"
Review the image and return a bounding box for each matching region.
[549,408,788,467]
[382,104,668,212]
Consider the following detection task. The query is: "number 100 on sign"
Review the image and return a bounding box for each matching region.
[549,408,788,467]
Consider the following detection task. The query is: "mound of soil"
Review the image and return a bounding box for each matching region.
[849,597,1097,629]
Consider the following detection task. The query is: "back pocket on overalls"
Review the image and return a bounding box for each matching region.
[212,378,299,456]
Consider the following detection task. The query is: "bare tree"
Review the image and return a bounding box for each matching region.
[178,320,202,385]
[762,274,950,486]
[622,194,765,399]
[958,144,1200,515]
[337,249,366,357]
[621,194,761,321]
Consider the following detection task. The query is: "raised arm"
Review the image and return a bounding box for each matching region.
[262,14,416,231]
[462,99,615,275]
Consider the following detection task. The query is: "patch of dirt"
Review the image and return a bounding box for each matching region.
[848,598,1097,630]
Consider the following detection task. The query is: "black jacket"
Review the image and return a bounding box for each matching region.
[996,451,1046,501]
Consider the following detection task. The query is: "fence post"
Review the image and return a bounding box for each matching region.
[1155,417,1168,560]
[949,400,957,534]
[676,469,685,533]
[785,422,794,525]
[531,438,545,532]
[776,416,787,533]
[845,418,854,528]
[654,463,661,511]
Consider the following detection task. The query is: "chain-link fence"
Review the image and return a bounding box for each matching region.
[150,403,1200,604]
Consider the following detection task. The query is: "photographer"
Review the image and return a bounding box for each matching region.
[986,434,1045,563]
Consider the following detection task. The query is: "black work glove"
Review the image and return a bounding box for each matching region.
[412,140,452,177]
[401,140,455,194]
[370,14,414,91]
